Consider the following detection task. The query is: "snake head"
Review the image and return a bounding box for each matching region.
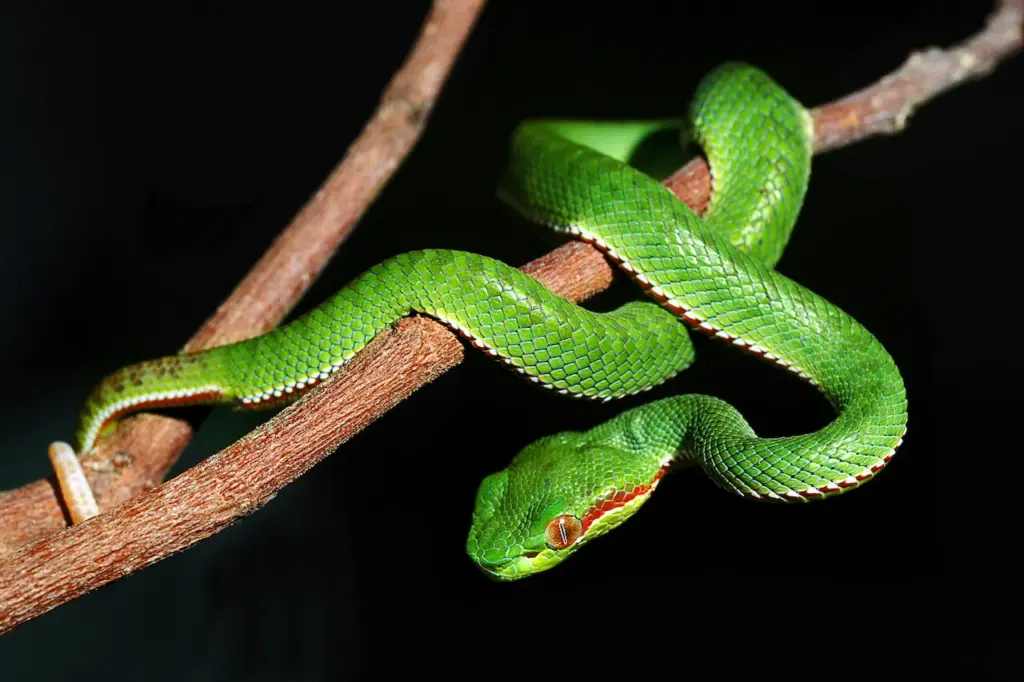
[466,430,666,581]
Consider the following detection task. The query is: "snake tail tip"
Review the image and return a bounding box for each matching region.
[47,440,76,458]
[48,440,100,525]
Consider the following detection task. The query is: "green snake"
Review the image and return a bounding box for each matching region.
[68,64,907,581]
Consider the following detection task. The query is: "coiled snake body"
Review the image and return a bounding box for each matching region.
[67,64,907,580]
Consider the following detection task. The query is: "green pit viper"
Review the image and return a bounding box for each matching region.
[66,63,907,581]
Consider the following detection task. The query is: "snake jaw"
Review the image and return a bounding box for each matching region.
[471,547,569,582]
[467,432,674,580]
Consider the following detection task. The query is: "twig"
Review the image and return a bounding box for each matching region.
[0,0,488,556]
[0,0,1019,634]
[663,0,1023,193]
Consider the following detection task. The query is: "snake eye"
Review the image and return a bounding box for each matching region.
[545,515,582,550]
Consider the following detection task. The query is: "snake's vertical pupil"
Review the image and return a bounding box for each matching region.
[546,515,582,549]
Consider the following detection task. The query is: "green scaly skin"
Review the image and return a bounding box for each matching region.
[69,64,907,583]
[75,258,695,453]
[465,63,907,579]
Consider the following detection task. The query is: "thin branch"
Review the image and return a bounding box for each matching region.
[183,1,489,352]
[0,0,488,556]
[663,0,1023,193]
[1,0,1020,634]
[810,1,1023,153]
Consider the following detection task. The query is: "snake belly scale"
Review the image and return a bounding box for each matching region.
[64,64,907,580]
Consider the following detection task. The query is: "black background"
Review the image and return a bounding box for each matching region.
[1,1,1021,678]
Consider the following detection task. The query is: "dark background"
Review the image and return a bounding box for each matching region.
[1,0,1020,678]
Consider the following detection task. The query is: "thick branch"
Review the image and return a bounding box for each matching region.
[1,0,1020,634]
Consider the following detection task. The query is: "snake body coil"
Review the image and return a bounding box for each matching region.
[70,64,907,581]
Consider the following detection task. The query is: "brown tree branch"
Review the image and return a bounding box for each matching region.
[183,1,489,352]
[1,0,1020,634]
[0,0,488,556]
[663,0,1023,196]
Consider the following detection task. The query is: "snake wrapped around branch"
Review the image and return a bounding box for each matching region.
[55,63,908,581]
